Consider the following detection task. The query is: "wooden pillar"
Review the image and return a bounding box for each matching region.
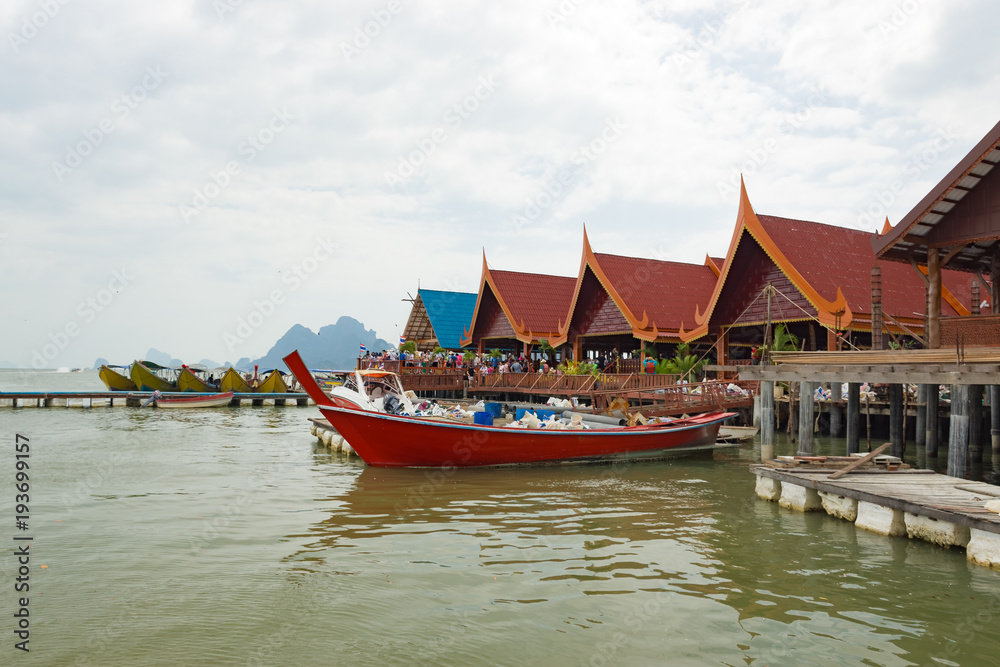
[828,382,842,437]
[797,381,814,455]
[871,266,883,350]
[829,402,842,438]
[948,384,969,478]
[916,384,927,453]
[760,381,775,462]
[846,382,860,455]
[573,337,582,363]
[889,383,904,459]
[522,340,530,358]
[969,384,984,464]
[992,254,1000,314]
[925,383,939,457]
[991,385,1000,470]
[714,328,728,366]
[927,247,941,349]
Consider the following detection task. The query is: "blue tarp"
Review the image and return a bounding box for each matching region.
[419,289,477,350]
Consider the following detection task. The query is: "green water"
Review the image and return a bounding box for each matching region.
[1,370,999,666]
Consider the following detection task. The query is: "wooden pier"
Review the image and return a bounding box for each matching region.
[752,462,1000,570]
[0,391,315,408]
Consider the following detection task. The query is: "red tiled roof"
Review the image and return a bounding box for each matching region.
[757,215,971,319]
[489,269,577,335]
[593,253,718,330]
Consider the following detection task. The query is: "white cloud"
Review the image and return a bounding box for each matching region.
[1,0,998,366]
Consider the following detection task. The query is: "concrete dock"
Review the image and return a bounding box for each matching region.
[753,463,1000,570]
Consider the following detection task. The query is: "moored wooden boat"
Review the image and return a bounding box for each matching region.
[130,361,177,392]
[284,350,734,468]
[177,366,215,392]
[220,367,253,393]
[99,365,138,391]
[255,369,290,393]
[154,391,234,408]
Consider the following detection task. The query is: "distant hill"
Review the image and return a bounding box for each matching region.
[144,348,183,367]
[252,317,392,371]
[90,317,387,374]
[0,360,18,368]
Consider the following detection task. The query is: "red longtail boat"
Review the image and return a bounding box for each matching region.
[285,350,734,468]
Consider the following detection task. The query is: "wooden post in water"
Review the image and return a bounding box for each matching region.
[969,384,984,465]
[925,383,939,457]
[829,382,843,437]
[889,383,904,459]
[846,382,860,455]
[760,380,775,462]
[948,384,969,478]
[797,381,814,455]
[916,384,927,453]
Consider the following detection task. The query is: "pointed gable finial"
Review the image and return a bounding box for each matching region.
[738,174,755,218]
[582,223,591,253]
[881,217,892,235]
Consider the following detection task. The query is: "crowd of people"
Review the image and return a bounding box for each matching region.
[359,347,626,376]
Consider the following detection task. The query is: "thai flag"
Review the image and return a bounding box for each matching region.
[359,343,366,353]
[399,335,406,345]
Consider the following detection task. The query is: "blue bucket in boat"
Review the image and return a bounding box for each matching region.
[484,402,502,418]
[515,408,555,421]
[473,411,494,426]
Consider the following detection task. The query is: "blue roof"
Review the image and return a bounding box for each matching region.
[419,289,477,349]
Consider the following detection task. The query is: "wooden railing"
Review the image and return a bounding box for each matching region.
[399,372,465,392]
[591,379,758,416]
[468,371,686,393]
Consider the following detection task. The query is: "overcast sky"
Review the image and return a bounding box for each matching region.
[2,0,998,368]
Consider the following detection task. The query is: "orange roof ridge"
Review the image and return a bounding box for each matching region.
[704,254,721,277]
[683,180,854,342]
[881,217,892,235]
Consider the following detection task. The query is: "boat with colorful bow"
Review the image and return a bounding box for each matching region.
[285,350,734,468]
[130,361,177,392]
[255,369,290,393]
[177,365,215,392]
[220,367,253,393]
[99,364,138,391]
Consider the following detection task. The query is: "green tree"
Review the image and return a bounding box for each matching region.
[770,324,800,352]
[657,343,706,382]
[537,339,556,365]
[399,340,417,355]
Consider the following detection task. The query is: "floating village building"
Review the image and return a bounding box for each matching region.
[682,181,975,362]
[548,228,717,362]
[400,289,477,351]
[460,255,576,357]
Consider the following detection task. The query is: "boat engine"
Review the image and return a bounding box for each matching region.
[382,393,404,415]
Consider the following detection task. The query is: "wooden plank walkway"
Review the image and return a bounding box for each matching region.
[0,391,313,407]
[752,464,1000,534]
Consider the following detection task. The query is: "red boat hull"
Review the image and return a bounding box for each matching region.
[283,349,734,468]
[318,405,733,467]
